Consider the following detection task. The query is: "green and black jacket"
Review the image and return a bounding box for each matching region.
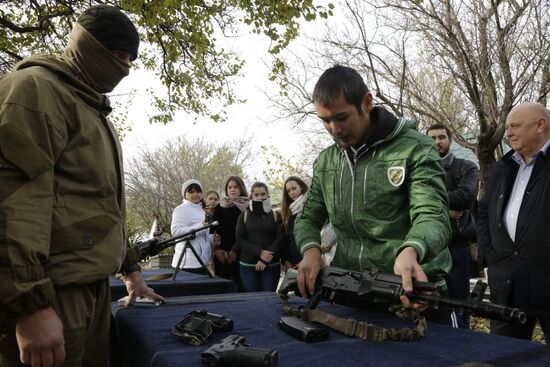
[295,107,452,282]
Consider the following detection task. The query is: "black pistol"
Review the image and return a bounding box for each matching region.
[278,316,329,342]
[201,334,278,367]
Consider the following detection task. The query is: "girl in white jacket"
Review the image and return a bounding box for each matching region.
[171,179,213,274]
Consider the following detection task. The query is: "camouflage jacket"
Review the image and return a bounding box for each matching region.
[0,55,129,317]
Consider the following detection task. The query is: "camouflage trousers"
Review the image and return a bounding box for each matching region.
[0,279,110,367]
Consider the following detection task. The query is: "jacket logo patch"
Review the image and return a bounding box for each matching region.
[387,166,405,187]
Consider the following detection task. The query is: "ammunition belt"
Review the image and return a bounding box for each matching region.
[279,293,426,342]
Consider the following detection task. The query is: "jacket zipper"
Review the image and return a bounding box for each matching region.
[343,121,404,268]
[339,154,345,206]
[342,148,365,269]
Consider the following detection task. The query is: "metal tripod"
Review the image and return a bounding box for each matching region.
[172,234,214,280]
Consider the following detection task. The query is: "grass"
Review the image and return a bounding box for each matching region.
[470,317,546,344]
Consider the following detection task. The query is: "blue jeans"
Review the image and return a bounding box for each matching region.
[446,246,471,328]
[239,263,280,292]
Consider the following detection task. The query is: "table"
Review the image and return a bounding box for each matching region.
[111,292,550,367]
[109,270,237,301]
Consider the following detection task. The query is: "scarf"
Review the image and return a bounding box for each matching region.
[62,23,130,93]
[289,195,304,216]
[220,196,249,212]
[249,198,272,215]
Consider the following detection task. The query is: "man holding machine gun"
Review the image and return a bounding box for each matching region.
[295,65,452,319]
[0,5,163,366]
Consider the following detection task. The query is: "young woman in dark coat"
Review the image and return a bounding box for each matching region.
[212,176,248,290]
[236,182,283,292]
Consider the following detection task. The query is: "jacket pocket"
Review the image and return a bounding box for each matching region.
[50,215,116,254]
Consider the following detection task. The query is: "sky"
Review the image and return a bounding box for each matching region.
[111,8,336,182]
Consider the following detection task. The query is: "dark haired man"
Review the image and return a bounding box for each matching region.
[0,5,163,366]
[478,102,550,342]
[427,124,479,328]
[295,65,452,314]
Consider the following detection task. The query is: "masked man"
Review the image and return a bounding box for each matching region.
[0,5,163,366]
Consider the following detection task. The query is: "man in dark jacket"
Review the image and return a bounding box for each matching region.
[428,124,479,328]
[478,102,550,342]
[0,5,163,366]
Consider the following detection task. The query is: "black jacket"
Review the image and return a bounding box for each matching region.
[443,153,479,246]
[212,204,241,252]
[281,214,303,265]
[478,149,550,313]
[235,209,283,265]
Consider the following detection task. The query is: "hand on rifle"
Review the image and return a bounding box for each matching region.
[394,246,429,311]
[297,247,325,297]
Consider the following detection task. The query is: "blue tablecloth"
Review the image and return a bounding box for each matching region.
[111,292,550,367]
[109,269,237,301]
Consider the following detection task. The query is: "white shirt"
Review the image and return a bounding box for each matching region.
[504,138,550,241]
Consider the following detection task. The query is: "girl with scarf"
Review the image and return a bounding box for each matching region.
[280,176,309,271]
[236,182,284,292]
[212,176,249,289]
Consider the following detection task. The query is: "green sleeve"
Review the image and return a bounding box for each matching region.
[397,137,451,274]
[295,158,329,254]
[0,103,66,317]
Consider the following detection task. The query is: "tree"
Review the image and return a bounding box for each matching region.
[0,0,333,125]
[271,0,550,193]
[125,135,251,238]
[259,144,313,203]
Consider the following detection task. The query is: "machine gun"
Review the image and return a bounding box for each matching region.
[133,221,218,279]
[135,221,218,260]
[278,266,526,324]
[201,335,278,367]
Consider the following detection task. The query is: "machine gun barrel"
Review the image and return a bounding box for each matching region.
[406,280,526,324]
[278,266,526,324]
[135,221,218,260]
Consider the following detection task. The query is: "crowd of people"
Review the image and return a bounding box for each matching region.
[169,174,339,294]
[1,4,549,367]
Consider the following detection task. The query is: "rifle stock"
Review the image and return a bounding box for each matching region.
[278,266,526,324]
